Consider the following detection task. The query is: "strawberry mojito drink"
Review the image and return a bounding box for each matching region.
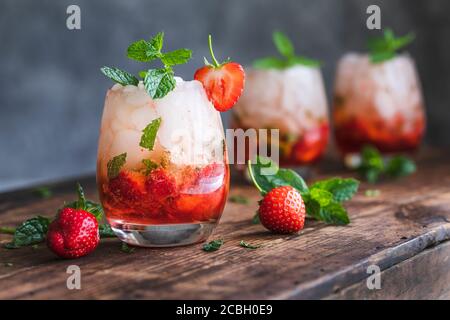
[333,30,425,155]
[232,32,329,167]
[97,33,244,247]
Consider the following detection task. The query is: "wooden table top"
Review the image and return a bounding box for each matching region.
[1,149,450,299]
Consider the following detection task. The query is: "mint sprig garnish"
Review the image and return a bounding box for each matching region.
[253,31,320,70]
[101,32,192,99]
[107,153,127,179]
[248,157,359,225]
[367,28,415,63]
[139,117,161,151]
[100,67,139,86]
[357,145,416,183]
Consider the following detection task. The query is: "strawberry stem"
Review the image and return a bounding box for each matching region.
[0,227,16,235]
[208,34,220,67]
[247,160,264,194]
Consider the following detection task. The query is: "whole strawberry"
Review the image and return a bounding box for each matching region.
[47,208,99,259]
[258,186,306,234]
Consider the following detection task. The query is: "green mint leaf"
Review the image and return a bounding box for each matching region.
[253,57,287,69]
[144,68,176,99]
[101,67,139,86]
[150,32,164,52]
[310,178,359,203]
[247,156,308,195]
[202,239,223,252]
[239,240,261,249]
[228,195,249,204]
[139,70,147,78]
[287,55,321,68]
[161,48,192,66]
[247,156,280,195]
[99,224,116,238]
[127,39,160,62]
[252,212,261,224]
[63,184,104,222]
[273,31,294,58]
[306,199,350,225]
[7,216,51,248]
[358,145,384,183]
[139,117,161,151]
[310,188,333,207]
[75,182,86,209]
[121,242,135,253]
[370,51,396,63]
[142,159,158,175]
[107,153,127,179]
[385,156,416,178]
[33,186,52,199]
[368,29,414,63]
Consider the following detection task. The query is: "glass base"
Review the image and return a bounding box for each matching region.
[110,221,216,247]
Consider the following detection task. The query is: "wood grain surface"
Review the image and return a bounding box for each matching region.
[1,150,450,299]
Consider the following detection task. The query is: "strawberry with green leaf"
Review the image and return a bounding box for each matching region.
[248,157,359,231]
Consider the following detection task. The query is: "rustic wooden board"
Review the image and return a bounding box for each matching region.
[0,150,450,299]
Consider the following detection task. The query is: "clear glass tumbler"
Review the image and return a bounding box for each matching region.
[232,65,329,167]
[333,53,426,155]
[96,78,229,247]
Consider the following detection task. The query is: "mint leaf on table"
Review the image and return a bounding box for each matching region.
[247,156,308,195]
[253,31,320,69]
[356,145,416,183]
[107,153,127,179]
[4,216,51,249]
[202,239,223,252]
[248,156,357,225]
[239,240,261,249]
[144,68,176,99]
[99,224,116,238]
[310,178,360,202]
[367,28,415,63]
[33,186,52,199]
[100,67,139,86]
[121,242,135,253]
[139,117,161,151]
[102,31,192,99]
[385,156,416,178]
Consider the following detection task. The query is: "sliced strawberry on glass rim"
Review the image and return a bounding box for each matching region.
[194,35,245,112]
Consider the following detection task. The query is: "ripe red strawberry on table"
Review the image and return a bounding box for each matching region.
[258,186,306,234]
[47,207,99,259]
[194,35,245,112]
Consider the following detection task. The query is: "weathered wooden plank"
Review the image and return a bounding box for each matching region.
[0,150,450,299]
[325,240,450,299]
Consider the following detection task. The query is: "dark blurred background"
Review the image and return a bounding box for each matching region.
[0,0,449,191]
